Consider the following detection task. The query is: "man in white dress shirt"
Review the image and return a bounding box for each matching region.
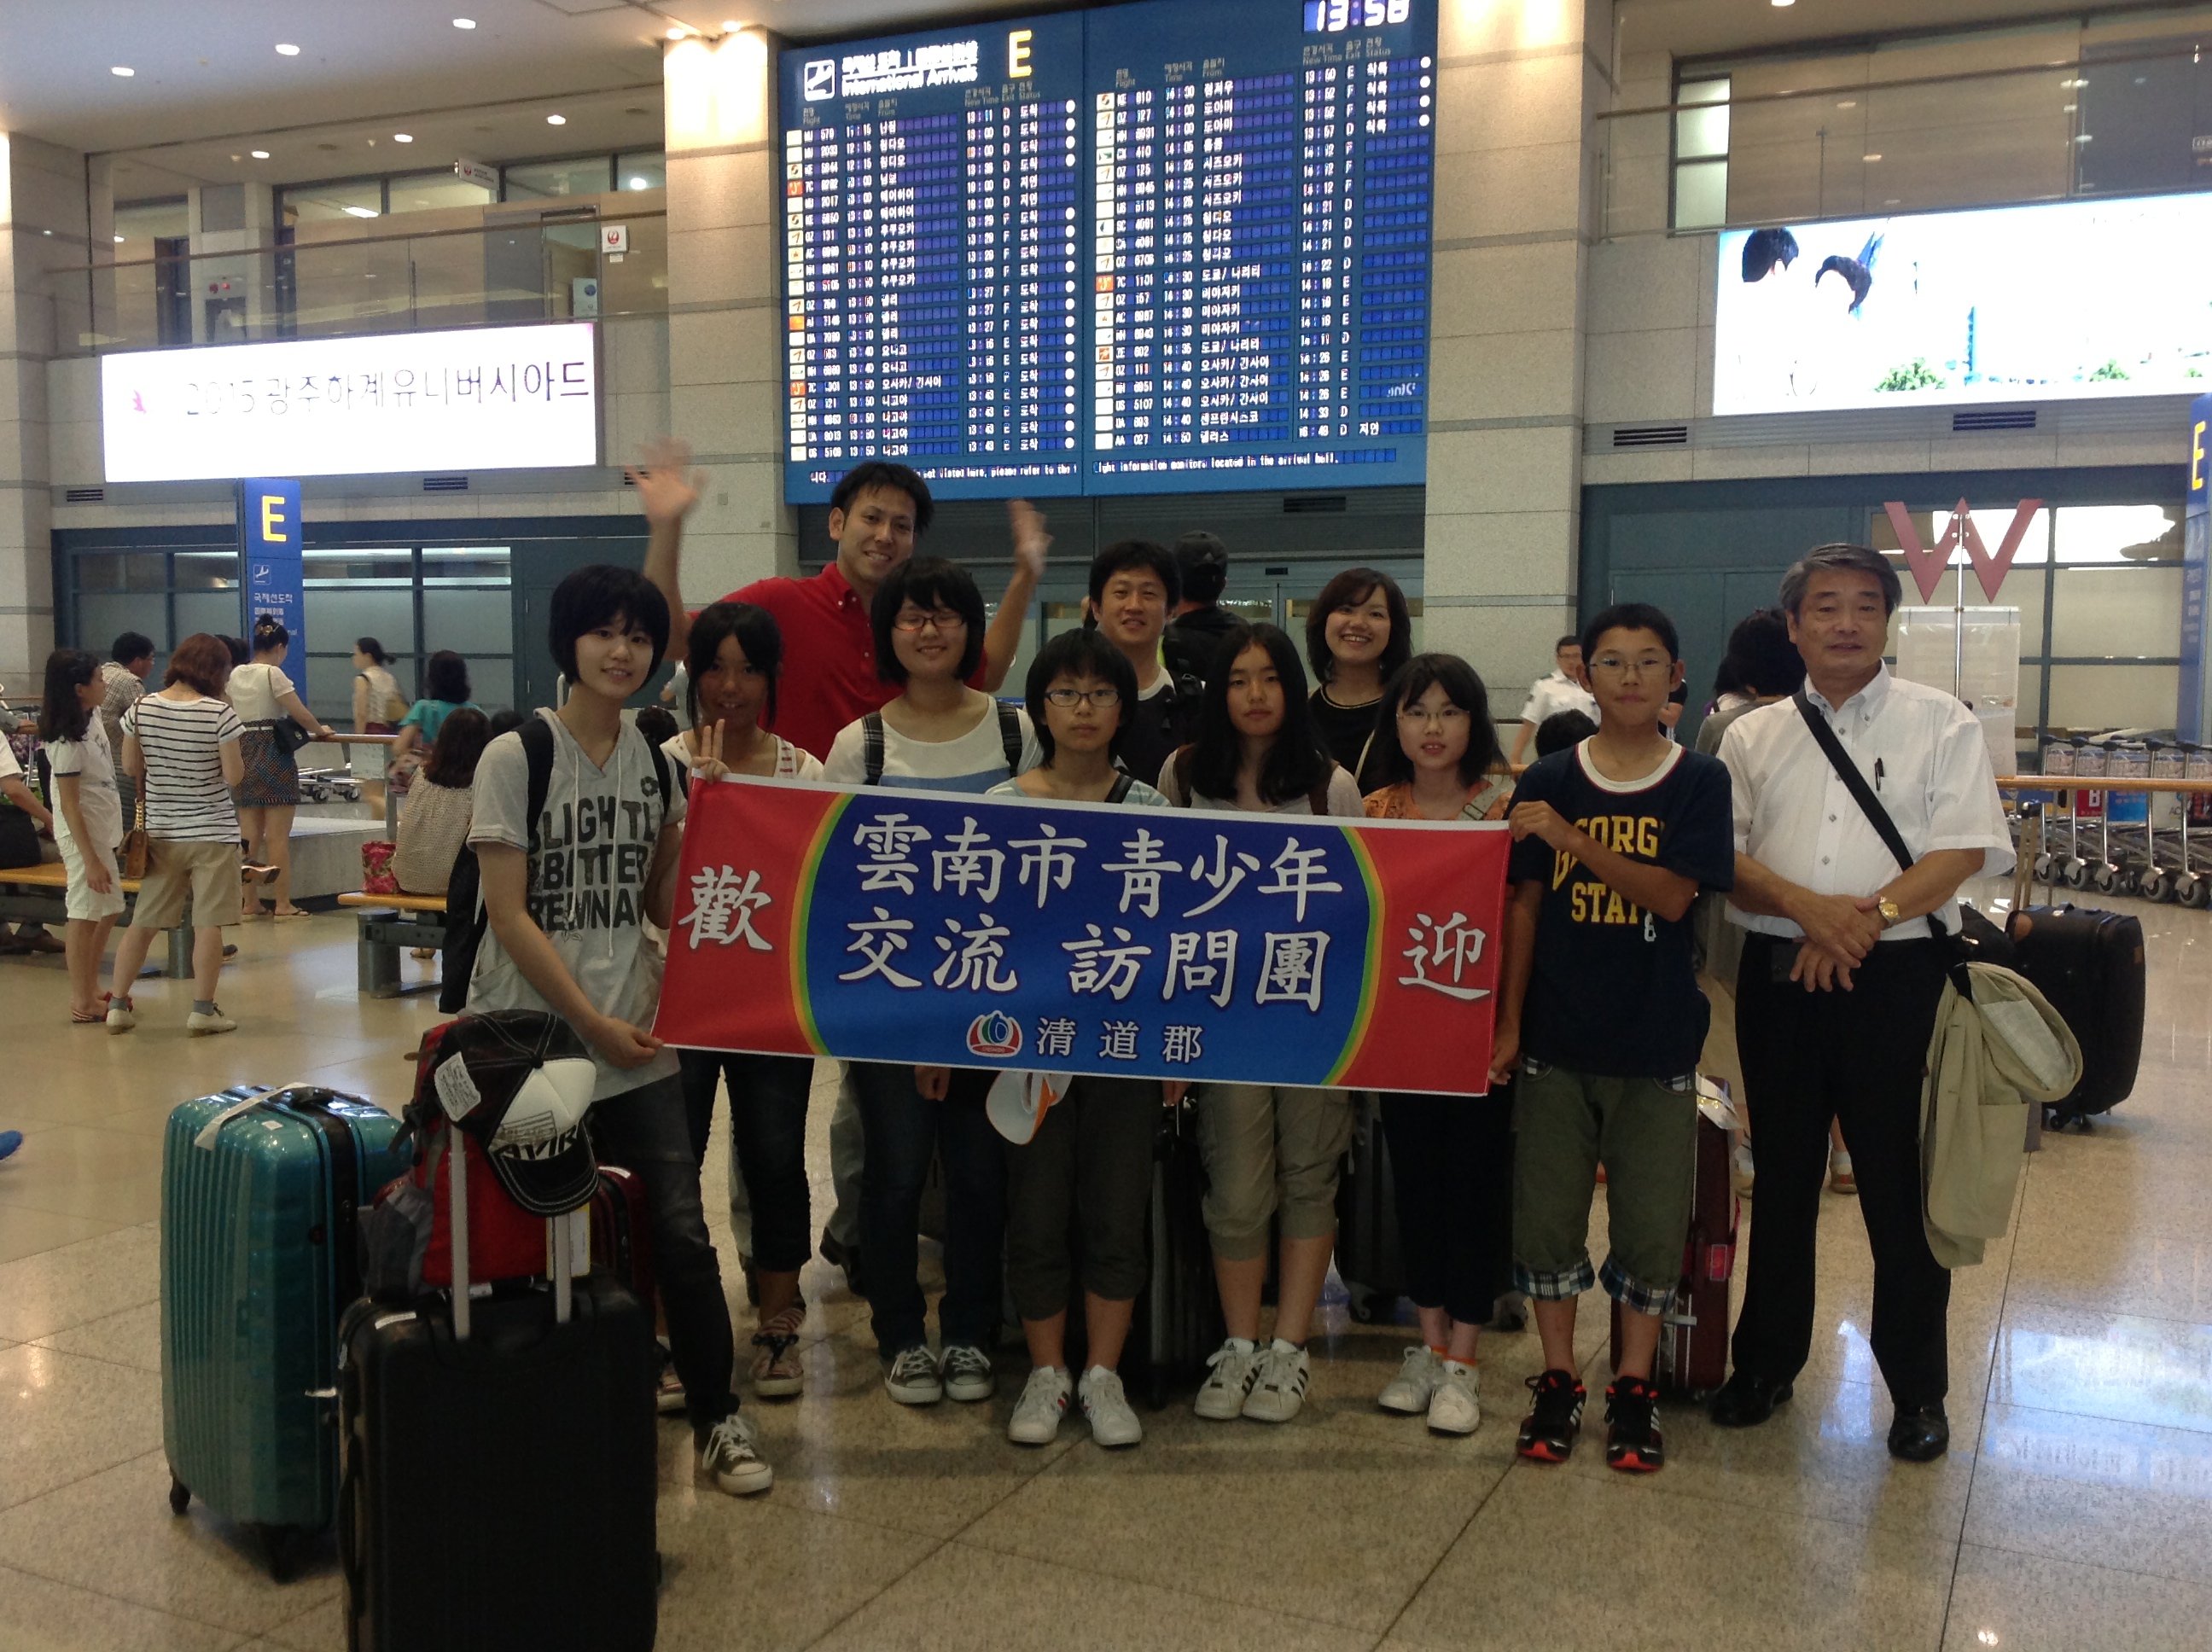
[1510,635,1599,765]
[1708,544,2012,1463]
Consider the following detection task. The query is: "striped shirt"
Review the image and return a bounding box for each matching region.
[124,693,244,841]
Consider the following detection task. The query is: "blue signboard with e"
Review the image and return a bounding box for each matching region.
[2184,398,2210,743]
[238,478,304,677]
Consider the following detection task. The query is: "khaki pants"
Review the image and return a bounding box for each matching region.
[1196,1083,1353,1260]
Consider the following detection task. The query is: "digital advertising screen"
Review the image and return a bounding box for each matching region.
[1714,195,2212,416]
[778,0,1437,502]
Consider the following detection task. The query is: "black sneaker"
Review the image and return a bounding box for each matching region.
[1516,1369,1586,1463]
[1604,1376,1665,1473]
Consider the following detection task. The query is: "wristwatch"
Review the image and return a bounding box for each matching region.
[1877,897,1903,929]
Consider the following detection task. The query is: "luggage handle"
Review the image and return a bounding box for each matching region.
[439,1126,574,1341]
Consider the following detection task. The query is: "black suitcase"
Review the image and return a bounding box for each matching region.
[2006,903,2145,1125]
[1335,1089,1523,1333]
[338,1154,657,1652]
[1128,1096,1226,1409]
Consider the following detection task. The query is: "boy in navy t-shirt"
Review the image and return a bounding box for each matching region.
[1489,602,1734,1473]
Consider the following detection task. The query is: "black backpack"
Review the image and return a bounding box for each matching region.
[860,703,1024,785]
[438,718,672,1014]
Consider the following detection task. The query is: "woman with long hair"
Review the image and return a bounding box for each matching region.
[228,615,333,918]
[387,650,477,796]
[1303,567,1412,794]
[38,649,126,1021]
[391,707,492,896]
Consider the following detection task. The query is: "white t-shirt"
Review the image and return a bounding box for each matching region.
[821,701,1041,793]
[659,730,824,786]
[46,718,124,850]
[123,694,244,841]
[228,661,296,724]
[464,709,687,1102]
[1518,670,1598,730]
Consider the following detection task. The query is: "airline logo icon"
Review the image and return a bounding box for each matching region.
[965,1011,1022,1059]
[803,60,835,100]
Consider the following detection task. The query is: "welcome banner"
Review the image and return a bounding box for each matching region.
[655,778,1511,1096]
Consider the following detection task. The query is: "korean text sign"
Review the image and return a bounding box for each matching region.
[655,779,1510,1095]
[100,321,598,483]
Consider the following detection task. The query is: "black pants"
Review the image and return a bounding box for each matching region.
[1004,1075,1158,1323]
[1378,1090,1515,1325]
[1731,935,1951,1407]
[676,1048,815,1274]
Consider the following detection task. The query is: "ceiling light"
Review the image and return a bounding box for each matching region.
[114,234,125,243]
[1863,153,1883,162]
[343,206,380,218]
[627,176,650,189]
[393,132,414,143]
[722,18,744,29]
[667,26,688,39]
[452,16,476,27]
[276,43,300,56]
[1771,0,1795,7]
[546,113,567,125]
[110,65,134,76]
[1836,100,1857,109]
[251,148,270,158]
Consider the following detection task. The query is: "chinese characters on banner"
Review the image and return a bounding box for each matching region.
[655,778,1511,1095]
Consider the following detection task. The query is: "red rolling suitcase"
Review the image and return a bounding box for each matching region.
[1610,1100,1738,1401]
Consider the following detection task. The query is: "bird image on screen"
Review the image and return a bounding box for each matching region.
[1814,232,1883,315]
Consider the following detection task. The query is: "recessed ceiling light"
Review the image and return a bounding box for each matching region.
[110,66,134,77]
[1863,153,1883,162]
[546,113,567,125]
[251,149,271,159]
[343,206,380,218]
[276,43,300,56]
[667,26,688,39]
[1772,0,1794,7]
[452,16,476,27]
[393,132,414,143]
[722,18,744,29]
[1836,100,1856,109]
[114,234,125,243]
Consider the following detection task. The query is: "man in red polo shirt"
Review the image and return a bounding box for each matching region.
[635,443,1045,759]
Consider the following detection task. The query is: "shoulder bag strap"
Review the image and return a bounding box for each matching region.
[996,702,1023,773]
[1106,772,1135,805]
[1793,689,1957,942]
[862,713,886,787]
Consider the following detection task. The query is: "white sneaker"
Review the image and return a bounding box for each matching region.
[940,1343,994,1402]
[1007,1365,1070,1445]
[884,1344,943,1405]
[1080,1365,1143,1448]
[1732,1140,1756,1197]
[1242,1341,1311,1423]
[1377,1345,1445,1415]
[699,1411,772,1496]
[1194,1338,1262,1420]
[104,999,136,1033]
[1427,1361,1481,1435]
[186,1005,236,1036]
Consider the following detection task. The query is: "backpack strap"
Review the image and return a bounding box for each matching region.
[646,731,673,814]
[862,713,887,787]
[996,702,1024,774]
[1308,762,1340,818]
[1106,772,1135,805]
[1167,743,1196,807]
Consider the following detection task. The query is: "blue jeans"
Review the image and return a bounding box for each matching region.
[849,1062,1007,1357]
[588,1073,736,1437]
[677,1049,814,1274]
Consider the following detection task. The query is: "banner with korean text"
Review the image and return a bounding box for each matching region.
[655,778,1511,1096]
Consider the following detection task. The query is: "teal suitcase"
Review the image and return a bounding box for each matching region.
[160,1085,406,1579]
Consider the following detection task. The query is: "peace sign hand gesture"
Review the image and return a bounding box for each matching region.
[689,719,731,784]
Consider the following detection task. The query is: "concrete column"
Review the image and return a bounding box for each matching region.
[0,132,86,686]
[1423,0,1612,708]
[662,28,797,601]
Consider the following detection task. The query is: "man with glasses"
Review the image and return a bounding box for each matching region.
[1510,633,1598,765]
[1707,544,2011,1463]
[1490,602,1735,1475]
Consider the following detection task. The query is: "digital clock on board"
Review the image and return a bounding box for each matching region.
[1303,0,1412,31]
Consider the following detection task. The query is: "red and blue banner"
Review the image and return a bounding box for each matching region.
[655,779,1511,1096]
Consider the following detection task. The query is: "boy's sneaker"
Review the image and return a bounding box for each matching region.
[655,1365,688,1416]
[1604,1376,1665,1473]
[940,1343,994,1402]
[749,1303,807,1399]
[186,1005,236,1036]
[1242,1341,1310,1423]
[105,998,136,1033]
[1080,1366,1143,1448]
[1007,1365,1070,1445]
[1732,1139,1756,1197]
[884,1344,942,1405]
[1194,1338,1262,1420]
[1377,1345,1446,1415]
[1829,1149,1858,1195]
[698,1411,772,1496]
[1427,1361,1481,1436]
[1516,1369,1586,1463]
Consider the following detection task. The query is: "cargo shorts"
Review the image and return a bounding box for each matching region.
[1511,1058,1697,1317]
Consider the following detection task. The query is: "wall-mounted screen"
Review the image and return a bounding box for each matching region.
[1715,196,2212,416]
[779,0,1437,502]
[100,322,599,483]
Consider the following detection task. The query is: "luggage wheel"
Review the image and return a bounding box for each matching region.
[1345,1283,1390,1325]
[254,1523,302,1583]
[166,1475,189,1516]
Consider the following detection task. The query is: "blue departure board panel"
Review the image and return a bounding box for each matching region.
[782,15,1086,501]
[1084,0,1435,492]
[777,1,1435,502]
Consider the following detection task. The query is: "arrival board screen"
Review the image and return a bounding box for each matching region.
[780,1,1435,502]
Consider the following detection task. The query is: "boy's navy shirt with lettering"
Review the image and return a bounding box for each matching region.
[1506,739,1734,1079]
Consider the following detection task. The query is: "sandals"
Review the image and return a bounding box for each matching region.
[271,907,308,919]
[71,992,114,1025]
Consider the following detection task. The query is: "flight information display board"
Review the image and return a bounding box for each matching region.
[782,14,1086,499]
[779,1,1435,503]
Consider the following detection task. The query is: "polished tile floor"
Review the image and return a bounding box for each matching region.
[0,897,2207,1650]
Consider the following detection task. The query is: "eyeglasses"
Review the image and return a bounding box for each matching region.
[1044,687,1121,708]
[1396,705,1470,726]
[891,609,967,633]
[1588,654,1671,680]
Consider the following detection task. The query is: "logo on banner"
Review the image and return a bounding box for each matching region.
[803,59,835,99]
[1883,498,2043,602]
[966,1011,1023,1059]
